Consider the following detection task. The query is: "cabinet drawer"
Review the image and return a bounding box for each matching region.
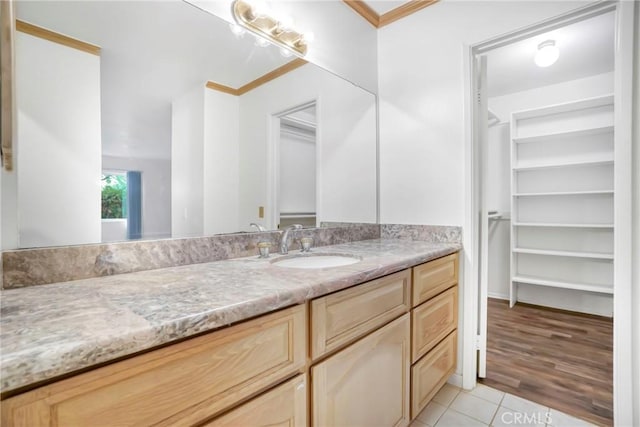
[312,314,411,427]
[311,269,411,360]
[412,286,458,363]
[1,305,306,427]
[411,330,457,419]
[412,253,459,307]
[204,374,307,427]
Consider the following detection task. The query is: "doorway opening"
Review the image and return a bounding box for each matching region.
[467,3,633,425]
[271,101,318,230]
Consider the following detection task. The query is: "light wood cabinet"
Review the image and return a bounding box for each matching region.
[411,331,457,418]
[204,374,307,427]
[310,269,411,360]
[1,305,306,427]
[413,253,458,307]
[312,314,411,427]
[410,253,460,420]
[412,286,458,363]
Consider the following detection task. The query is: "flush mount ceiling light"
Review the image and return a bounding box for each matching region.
[232,0,309,56]
[534,40,559,67]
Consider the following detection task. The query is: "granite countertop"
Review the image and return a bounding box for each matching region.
[0,238,461,394]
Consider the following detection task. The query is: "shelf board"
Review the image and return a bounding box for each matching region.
[513,125,613,144]
[513,190,614,197]
[512,275,613,294]
[513,248,613,260]
[513,157,614,171]
[512,94,614,120]
[513,222,614,229]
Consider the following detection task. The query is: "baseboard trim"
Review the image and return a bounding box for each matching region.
[488,292,509,300]
[447,373,464,388]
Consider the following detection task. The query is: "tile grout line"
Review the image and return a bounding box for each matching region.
[488,392,507,426]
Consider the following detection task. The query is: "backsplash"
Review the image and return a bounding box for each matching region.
[1,224,380,289]
[1,223,461,289]
[381,224,462,243]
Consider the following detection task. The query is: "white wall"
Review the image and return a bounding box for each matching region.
[203,89,240,235]
[101,219,127,242]
[1,165,18,250]
[237,63,377,231]
[487,123,510,299]
[15,32,101,248]
[187,0,378,93]
[171,86,204,238]
[279,131,316,215]
[102,155,172,240]
[171,86,240,237]
[378,1,587,227]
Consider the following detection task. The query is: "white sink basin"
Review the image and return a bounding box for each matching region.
[272,254,361,269]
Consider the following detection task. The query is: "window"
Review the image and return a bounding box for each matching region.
[101,173,127,219]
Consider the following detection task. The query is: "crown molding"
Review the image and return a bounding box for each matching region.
[343,0,439,29]
[16,20,101,56]
[207,58,307,96]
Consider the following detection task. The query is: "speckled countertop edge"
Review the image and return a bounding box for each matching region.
[0,239,461,393]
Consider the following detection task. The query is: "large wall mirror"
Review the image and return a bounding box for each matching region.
[3,0,377,249]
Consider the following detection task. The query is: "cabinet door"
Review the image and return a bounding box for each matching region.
[311,269,411,360]
[413,253,458,307]
[412,286,458,363]
[411,330,457,419]
[1,305,306,427]
[204,374,307,427]
[312,314,410,427]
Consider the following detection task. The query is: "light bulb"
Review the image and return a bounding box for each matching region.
[254,36,269,47]
[534,40,559,67]
[229,23,245,37]
[280,47,292,57]
[303,31,315,43]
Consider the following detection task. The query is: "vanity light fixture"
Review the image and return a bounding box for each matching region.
[534,40,559,67]
[232,0,309,56]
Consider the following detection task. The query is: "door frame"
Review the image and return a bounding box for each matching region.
[462,2,636,424]
[268,100,318,230]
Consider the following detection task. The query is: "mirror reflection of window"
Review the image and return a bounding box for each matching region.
[101,173,127,220]
[101,172,128,243]
[100,170,143,242]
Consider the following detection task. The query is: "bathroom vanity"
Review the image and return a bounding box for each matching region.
[0,241,459,426]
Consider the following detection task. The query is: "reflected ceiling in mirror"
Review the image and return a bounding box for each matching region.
[8,0,377,249]
[16,0,295,159]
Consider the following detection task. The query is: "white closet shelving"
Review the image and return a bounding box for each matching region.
[509,94,615,307]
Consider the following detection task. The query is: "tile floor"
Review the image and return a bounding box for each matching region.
[411,384,598,427]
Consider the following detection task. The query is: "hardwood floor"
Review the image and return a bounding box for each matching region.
[480,298,613,426]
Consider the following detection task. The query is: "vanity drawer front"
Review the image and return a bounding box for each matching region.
[412,286,458,363]
[412,253,459,307]
[204,374,307,427]
[1,305,306,427]
[411,330,457,419]
[310,269,411,360]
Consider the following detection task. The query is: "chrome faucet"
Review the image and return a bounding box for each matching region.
[279,224,302,254]
[250,222,265,232]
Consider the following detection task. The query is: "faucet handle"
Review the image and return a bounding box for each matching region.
[300,237,313,252]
